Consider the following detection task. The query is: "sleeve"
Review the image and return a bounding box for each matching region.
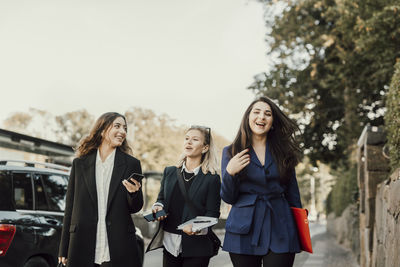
[58,158,77,257]
[127,159,144,213]
[285,168,302,208]
[204,174,221,218]
[155,167,169,207]
[220,146,241,205]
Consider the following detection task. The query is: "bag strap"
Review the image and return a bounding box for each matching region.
[176,167,201,216]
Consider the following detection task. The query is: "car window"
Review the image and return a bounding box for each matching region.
[13,172,33,210]
[33,174,48,210]
[41,174,68,211]
[0,171,13,210]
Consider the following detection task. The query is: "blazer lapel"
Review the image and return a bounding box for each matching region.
[82,152,98,208]
[107,148,127,212]
[264,142,274,170]
[249,147,263,168]
[187,169,205,200]
[165,168,178,207]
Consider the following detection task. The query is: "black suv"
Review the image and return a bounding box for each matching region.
[0,160,144,267]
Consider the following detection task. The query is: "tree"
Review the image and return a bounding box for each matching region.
[55,110,94,145]
[251,0,400,167]
[2,108,94,146]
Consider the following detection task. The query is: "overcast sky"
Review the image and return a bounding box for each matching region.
[0,0,271,141]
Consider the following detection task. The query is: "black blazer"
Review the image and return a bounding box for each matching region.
[58,148,143,267]
[147,166,221,257]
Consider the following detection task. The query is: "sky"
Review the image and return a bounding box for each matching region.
[0,0,271,141]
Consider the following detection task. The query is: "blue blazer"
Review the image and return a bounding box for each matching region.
[220,144,302,255]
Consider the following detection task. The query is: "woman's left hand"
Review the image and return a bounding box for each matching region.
[122,178,141,193]
[183,224,199,236]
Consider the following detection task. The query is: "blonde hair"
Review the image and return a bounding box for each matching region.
[177,126,219,175]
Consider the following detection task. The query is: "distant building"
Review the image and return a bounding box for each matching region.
[0,128,74,166]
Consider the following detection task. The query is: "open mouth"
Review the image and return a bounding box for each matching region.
[255,122,266,127]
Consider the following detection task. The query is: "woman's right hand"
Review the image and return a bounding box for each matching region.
[152,205,167,221]
[58,257,67,266]
[226,148,250,176]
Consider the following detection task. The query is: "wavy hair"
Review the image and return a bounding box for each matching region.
[230,96,301,183]
[75,112,132,158]
[177,126,219,175]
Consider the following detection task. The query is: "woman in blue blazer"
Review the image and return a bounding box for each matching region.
[221,97,302,267]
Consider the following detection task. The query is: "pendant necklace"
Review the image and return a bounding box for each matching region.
[182,171,196,182]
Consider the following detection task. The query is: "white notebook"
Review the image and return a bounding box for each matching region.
[177,216,218,232]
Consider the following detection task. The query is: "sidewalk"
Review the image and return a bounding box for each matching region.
[294,222,359,267]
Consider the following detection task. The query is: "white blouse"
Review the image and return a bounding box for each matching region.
[94,149,116,264]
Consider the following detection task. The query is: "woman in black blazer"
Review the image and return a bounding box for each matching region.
[58,112,144,267]
[147,125,221,267]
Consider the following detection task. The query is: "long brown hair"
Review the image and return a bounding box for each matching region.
[75,112,132,158]
[230,96,301,183]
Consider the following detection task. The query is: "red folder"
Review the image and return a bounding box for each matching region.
[290,207,313,253]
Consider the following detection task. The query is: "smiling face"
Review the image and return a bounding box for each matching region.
[183,129,209,159]
[248,101,273,137]
[101,116,127,148]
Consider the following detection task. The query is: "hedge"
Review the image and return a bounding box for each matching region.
[385,62,400,170]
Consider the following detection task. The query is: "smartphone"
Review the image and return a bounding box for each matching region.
[126,172,144,184]
[155,209,167,219]
[143,212,155,222]
[143,209,167,222]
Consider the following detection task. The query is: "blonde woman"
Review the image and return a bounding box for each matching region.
[147,125,221,267]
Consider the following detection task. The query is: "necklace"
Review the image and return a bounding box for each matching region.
[182,171,196,182]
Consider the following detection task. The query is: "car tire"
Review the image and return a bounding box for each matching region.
[23,256,50,267]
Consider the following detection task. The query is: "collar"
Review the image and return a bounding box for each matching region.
[182,161,201,175]
[96,148,116,166]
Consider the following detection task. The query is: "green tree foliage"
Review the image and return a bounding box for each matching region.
[251,0,400,167]
[325,164,358,216]
[385,62,400,170]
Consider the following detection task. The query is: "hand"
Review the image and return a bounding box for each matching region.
[152,205,167,221]
[183,224,199,236]
[226,148,250,176]
[122,178,141,193]
[58,257,67,266]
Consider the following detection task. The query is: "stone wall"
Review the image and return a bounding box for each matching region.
[327,204,360,260]
[357,126,399,267]
[371,168,400,267]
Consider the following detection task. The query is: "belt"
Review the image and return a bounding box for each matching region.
[250,192,285,246]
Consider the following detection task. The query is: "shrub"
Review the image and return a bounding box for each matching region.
[326,164,358,216]
[385,62,400,170]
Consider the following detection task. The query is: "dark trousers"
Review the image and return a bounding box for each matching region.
[94,262,112,267]
[163,249,211,267]
[229,251,295,267]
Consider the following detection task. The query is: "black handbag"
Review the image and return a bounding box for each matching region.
[176,168,222,256]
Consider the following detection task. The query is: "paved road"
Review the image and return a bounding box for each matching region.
[143,222,359,267]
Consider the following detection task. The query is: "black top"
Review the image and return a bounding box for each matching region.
[163,170,195,234]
